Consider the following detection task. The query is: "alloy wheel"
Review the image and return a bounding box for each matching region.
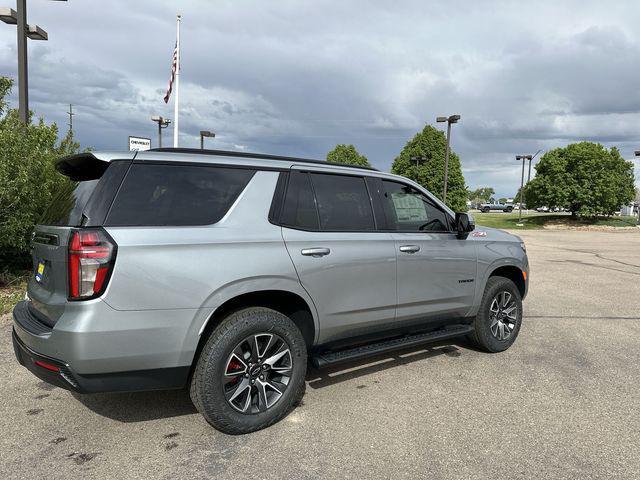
[223,333,293,414]
[489,291,519,341]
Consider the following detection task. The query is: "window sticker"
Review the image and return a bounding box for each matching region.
[391,193,428,222]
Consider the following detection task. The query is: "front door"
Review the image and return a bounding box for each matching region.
[379,179,477,324]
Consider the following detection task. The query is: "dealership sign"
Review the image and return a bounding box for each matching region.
[129,136,151,151]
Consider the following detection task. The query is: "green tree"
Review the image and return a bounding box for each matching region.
[391,125,468,211]
[468,187,495,204]
[498,197,508,204]
[525,142,635,217]
[0,77,81,269]
[326,144,371,167]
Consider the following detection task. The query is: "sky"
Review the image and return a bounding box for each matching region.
[1,0,639,197]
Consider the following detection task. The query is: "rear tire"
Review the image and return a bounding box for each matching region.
[469,276,523,352]
[190,307,307,434]
[506,207,513,213]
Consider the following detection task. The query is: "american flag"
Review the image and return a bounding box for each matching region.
[163,43,178,104]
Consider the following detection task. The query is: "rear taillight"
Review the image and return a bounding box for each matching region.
[68,229,116,300]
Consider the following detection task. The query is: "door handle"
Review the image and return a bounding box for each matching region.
[301,247,331,257]
[399,245,420,254]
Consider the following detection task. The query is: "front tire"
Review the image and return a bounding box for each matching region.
[469,277,523,352]
[190,307,307,434]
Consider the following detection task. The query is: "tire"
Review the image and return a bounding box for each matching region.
[481,208,489,213]
[190,307,307,434]
[468,276,523,353]
[506,207,513,213]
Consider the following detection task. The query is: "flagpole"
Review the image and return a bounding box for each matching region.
[173,14,181,147]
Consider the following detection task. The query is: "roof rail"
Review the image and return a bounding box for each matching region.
[146,147,379,171]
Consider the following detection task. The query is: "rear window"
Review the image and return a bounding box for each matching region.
[281,171,319,230]
[279,171,376,231]
[310,173,375,231]
[40,179,99,226]
[105,163,255,226]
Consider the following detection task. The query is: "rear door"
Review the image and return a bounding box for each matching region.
[378,179,477,324]
[27,155,130,323]
[280,169,397,344]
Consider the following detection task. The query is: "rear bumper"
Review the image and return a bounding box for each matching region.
[12,300,194,393]
[12,328,189,393]
[13,328,77,390]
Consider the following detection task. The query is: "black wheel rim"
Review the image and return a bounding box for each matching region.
[222,333,293,414]
[489,291,519,341]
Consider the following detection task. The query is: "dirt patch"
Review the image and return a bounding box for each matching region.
[1,312,13,326]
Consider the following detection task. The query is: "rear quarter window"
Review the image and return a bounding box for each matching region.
[40,179,99,226]
[105,163,256,226]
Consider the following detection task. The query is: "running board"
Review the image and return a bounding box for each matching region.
[311,324,473,369]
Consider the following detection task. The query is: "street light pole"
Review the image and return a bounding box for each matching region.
[444,120,452,201]
[151,116,171,148]
[1,1,65,125]
[527,149,542,184]
[200,130,215,149]
[635,150,640,224]
[16,0,27,124]
[516,155,532,223]
[436,114,461,204]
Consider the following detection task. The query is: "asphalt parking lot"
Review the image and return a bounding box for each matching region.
[1,229,639,479]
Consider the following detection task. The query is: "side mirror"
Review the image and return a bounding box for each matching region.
[455,212,475,239]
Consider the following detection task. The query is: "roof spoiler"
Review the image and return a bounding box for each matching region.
[55,152,136,181]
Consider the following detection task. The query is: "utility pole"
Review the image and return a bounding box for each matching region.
[67,104,74,134]
[436,114,461,204]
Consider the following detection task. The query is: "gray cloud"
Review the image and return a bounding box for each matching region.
[0,0,639,196]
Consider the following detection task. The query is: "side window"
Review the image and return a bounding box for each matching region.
[381,180,451,232]
[281,171,319,230]
[105,163,255,226]
[310,173,375,231]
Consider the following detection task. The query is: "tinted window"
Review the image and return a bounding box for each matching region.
[310,173,375,231]
[281,171,319,230]
[40,179,99,226]
[106,164,255,226]
[381,180,450,232]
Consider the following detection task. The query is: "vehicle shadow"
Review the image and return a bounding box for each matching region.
[70,341,467,422]
[71,388,197,423]
[306,341,465,389]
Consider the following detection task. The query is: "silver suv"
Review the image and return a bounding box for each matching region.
[13,148,529,434]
